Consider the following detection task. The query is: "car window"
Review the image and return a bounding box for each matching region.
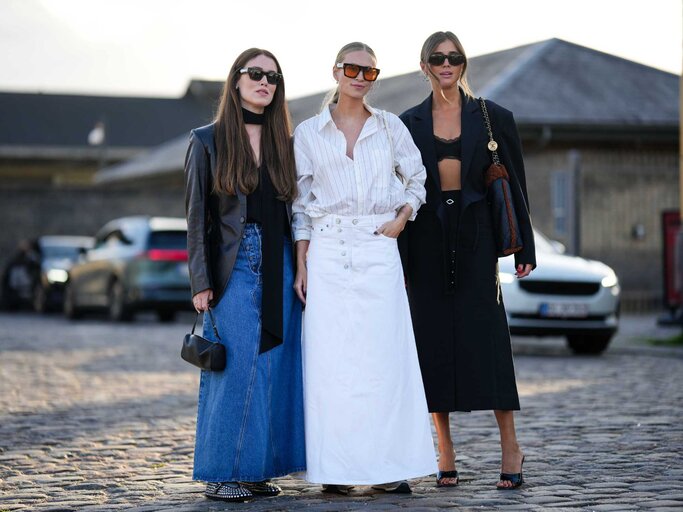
[147,231,187,250]
[41,246,82,260]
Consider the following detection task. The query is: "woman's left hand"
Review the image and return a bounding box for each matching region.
[516,264,533,278]
[375,205,412,239]
[375,217,406,239]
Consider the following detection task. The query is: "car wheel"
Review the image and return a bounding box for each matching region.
[32,282,48,313]
[156,310,176,323]
[63,283,83,320]
[108,281,133,322]
[567,334,612,355]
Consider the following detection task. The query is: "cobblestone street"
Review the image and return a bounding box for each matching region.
[1,311,682,511]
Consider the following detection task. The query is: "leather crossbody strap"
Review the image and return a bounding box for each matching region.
[191,308,221,340]
[379,110,403,182]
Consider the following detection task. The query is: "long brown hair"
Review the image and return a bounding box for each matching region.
[213,48,296,201]
[420,31,474,98]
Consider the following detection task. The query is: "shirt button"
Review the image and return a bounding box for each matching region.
[352,219,358,225]
[344,264,349,269]
[335,218,341,224]
[239,216,245,223]
[337,228,342,233]
[339,240,345,245]
[342,251,346,256]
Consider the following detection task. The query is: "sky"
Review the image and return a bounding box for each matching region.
[0,0,681,100]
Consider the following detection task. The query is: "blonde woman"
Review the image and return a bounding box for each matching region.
[292,42,436,495]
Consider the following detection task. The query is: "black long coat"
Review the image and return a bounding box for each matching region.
[398,93,536,413]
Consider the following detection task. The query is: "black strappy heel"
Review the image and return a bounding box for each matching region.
[497,456,525,490]
[436,470,459,487]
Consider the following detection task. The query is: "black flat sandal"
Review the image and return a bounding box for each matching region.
[240,480,281,496]
[205,481,253,501]
[436,470,459,487]
[497,456,525,490]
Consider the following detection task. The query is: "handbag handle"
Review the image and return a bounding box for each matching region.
[191,308,221,340]
[479,97,501,166]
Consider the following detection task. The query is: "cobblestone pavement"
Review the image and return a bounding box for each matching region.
[1,311,682,511]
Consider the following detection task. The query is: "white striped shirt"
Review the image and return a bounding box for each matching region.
[292,105,427,241]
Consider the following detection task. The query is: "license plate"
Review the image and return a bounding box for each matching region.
[539,302,589,318]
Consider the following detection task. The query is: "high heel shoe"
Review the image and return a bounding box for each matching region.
[436,470,459,487]
[497,455,524,490]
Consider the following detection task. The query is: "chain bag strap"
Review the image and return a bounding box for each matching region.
[479,98,501,165]
[477,97,523,260]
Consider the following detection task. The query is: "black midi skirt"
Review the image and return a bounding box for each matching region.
[403,197,520,413]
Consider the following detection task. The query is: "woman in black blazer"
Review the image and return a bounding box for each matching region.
[399,31,536,490]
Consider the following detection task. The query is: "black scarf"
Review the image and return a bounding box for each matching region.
[242,108,285,354]
[259,163,286,354]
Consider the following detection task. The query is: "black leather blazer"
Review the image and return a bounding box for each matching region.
[399,92,536,268]
[184,122,292,301]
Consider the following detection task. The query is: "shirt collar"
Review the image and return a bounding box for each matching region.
[317,104,380,132]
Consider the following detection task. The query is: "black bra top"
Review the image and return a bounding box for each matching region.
[434,134,462,162]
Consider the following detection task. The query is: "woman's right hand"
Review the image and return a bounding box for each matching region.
[192,289,213,313]
[293,240,310,305]
[294,266,307,305]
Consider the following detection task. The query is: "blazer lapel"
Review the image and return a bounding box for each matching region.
[412,95,441,191]
[460,93,486,187]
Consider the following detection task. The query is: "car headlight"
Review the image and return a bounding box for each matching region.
[601,270,618,288]
[499,272,515,284]
[47,269,69,283]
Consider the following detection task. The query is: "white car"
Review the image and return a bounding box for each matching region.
[499,230,620,354]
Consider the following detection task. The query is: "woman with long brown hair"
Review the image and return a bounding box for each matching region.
[184,48,305,502]
[399,31,536,489]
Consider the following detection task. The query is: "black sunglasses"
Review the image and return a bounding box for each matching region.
[239,67,282,85]
[336,63,381,82]
[428,52,466,66]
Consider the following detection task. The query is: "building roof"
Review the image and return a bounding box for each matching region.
[0,90,215,160]
[471,39,678,127]
[18,37,677,183]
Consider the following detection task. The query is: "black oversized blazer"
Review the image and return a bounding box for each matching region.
[399,92,536,269]
[184,123,293,301]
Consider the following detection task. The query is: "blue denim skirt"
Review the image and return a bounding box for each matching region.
[193,224,306,482]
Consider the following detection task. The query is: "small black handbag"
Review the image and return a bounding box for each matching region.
[181,308,226,371]
[479,97,524,257]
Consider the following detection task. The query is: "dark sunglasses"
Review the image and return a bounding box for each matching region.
[239,67,282,85]
[336,62,381,82]
[428,52,466,66]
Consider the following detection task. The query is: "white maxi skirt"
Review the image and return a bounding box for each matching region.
[303,213,436,485]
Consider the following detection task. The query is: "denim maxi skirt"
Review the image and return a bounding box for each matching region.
[193,224,306,482]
